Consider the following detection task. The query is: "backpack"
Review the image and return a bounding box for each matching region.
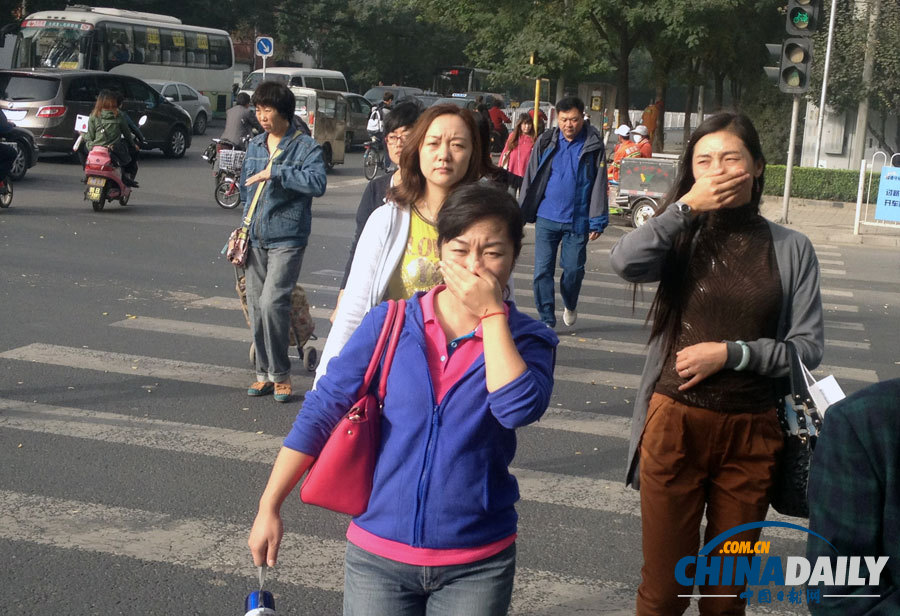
[367,106,384,133]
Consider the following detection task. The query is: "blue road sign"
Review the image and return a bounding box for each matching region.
[255,37,274,58]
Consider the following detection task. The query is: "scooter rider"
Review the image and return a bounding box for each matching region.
[84,89,138,187]
[221,92,262,148]
[0,112,18,194]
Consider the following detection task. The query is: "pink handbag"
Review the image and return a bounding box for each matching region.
[300,299,406,516]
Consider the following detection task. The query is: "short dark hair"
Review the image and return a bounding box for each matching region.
[383,91,394,102]
[556,96,585,114]
[438,182,524,261]
[491,99,502,108]
[236,92,251,106]
[251,81,295,121]
[383,100,421,135]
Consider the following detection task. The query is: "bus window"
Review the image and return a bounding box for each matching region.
[143,26,162,64]
[161,28,185,66]
[104,23,133,69]
[184,31,207,68]
[208,34,231,69]
[194,33,210,67]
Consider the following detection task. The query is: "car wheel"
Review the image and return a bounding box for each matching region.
[193,112,207,136]
[630,198,658,228]
[9,141,28,181]
[164,126,188,158]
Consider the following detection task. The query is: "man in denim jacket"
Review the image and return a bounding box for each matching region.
[239,81,327,402]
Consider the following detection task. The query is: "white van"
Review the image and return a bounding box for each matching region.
[239,68,348,96]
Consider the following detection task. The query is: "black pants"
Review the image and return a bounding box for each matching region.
[0,142,17,181]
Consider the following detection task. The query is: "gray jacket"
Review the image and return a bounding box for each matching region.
[609,203,825,489]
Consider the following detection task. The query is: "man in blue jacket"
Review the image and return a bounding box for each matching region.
[519,96,608,328]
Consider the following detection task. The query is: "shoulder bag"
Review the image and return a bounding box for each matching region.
[769,341,841,518]
[300,299,406,516]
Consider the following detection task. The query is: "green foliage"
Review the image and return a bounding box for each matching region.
[764,165,879,202]
[740,74,797,166]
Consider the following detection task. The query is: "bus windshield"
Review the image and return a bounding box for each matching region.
[15,21,92,69]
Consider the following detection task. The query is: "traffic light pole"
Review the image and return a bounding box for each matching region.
[780,94,802,224]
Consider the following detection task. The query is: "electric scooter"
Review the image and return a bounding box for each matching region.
[78,115,147,212]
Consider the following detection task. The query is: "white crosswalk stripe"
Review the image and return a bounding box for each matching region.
[0,399,811,544]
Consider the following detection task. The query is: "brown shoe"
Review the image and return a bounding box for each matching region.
[274,381,292,403]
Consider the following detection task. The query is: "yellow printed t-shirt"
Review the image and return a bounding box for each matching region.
[385,208,443,300]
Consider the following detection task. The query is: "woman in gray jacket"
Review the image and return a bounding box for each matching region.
[609,113,824,616]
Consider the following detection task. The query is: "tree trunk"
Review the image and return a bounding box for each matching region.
[683,83,695,146]
[616,53,630,126]
[714,72,725,110]
[653,82,667,153]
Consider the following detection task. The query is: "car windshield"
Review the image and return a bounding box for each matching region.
[0,74,60,101]
[15,23,89,69]
[241,72,289,91]
[148,83,164,93]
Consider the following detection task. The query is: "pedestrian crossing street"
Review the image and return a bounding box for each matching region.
[0,232,889,615]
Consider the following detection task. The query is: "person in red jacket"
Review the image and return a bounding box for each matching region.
[609,124,642,182]
[631,124,653,158]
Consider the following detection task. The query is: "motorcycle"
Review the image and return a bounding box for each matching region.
[78,115,147,212]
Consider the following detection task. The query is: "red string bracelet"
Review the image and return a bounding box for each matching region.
[480,311,506,321]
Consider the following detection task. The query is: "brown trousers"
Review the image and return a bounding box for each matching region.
[636,393,783,616]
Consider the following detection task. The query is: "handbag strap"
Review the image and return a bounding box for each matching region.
[355,300,398,400]
[377,299,406,402]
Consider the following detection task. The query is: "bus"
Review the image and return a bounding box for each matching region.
[4,6,235,114]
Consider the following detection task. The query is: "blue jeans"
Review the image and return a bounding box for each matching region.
[532,217,588,326]
[343,542,516,616]
[244,244,305,383]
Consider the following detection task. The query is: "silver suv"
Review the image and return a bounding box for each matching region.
[0,69,194,157]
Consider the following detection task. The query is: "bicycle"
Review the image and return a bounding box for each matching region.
[363,135,387,181]
[215,148,245,209]
[0,178,13,209]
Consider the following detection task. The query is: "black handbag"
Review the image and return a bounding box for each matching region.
[769,342,823,518]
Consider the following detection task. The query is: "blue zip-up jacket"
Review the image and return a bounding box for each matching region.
[239,125,327,249]
[285,294,558,549]
[518,125,609,234]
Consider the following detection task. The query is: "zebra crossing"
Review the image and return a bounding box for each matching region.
[0,233,888,615]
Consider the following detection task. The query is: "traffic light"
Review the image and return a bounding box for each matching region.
[764,43,783,83]
[777,38,814,94]
[785,0,820,36]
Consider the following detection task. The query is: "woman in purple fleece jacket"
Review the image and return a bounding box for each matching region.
[249,182,558,616]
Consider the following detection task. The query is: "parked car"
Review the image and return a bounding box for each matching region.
[363,85,423,105]
[0,122,39,180]
[0,69,194,158]
[144,79,211,135]
[341,92,372,149]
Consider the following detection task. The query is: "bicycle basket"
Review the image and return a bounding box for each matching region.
[218,149,246,173]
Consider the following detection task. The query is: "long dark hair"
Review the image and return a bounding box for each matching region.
[506,114,533,152]
[387,104,482,208]
[647,112,767,355]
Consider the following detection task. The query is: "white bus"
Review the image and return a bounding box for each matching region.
[6,6,235,114]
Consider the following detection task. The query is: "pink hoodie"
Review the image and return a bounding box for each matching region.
[500,133,535,178]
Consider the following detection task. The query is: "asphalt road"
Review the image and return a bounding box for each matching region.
[0,136,898,615]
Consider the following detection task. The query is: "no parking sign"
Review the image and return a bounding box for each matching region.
[875,165,900,222]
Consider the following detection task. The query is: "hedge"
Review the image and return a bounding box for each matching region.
[764,165,881,203]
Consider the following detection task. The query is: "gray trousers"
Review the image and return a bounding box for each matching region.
[244,244,305,383]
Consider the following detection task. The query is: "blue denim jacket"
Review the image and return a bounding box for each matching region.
[239,126,327,249]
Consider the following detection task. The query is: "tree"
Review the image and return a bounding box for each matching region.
[809,0,900,154]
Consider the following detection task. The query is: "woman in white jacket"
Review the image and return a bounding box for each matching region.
[315,104,483,384]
